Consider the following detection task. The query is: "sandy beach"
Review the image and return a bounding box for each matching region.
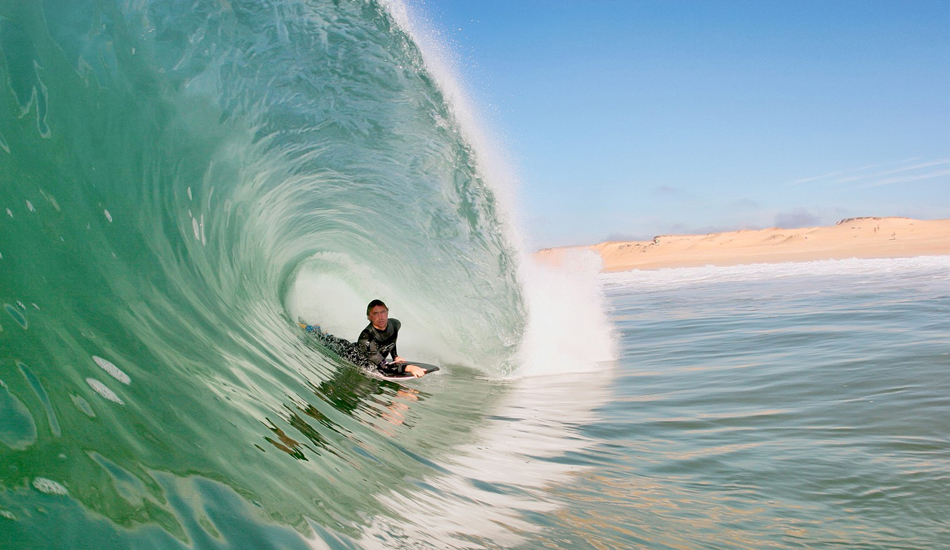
[537,217,950,272]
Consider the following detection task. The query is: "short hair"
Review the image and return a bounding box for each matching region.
[366,299,387,315]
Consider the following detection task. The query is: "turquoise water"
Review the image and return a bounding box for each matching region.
[1,0,948,547]
[566,257,950,549]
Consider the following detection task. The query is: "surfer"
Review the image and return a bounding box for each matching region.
[298,299,426,378]
[359,300,426,378]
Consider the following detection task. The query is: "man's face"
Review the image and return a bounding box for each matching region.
[368,305,389,330]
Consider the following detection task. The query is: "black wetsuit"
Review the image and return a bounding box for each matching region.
[308,319,403,375]
[357,319,402,373]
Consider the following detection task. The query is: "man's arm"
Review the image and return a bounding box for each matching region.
[390,344,398,362]
[388,320,423,376]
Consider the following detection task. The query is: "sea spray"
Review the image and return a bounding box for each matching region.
[515,251,619,376]
[379,0,618,376]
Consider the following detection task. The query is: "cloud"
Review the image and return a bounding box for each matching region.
[774,208,820,229]
[788,159,916,186]
[789,158,949,188]
[730,198,761,211]
[862,169,950,188]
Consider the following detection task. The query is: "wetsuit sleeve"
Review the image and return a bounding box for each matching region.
[357,327,385,367]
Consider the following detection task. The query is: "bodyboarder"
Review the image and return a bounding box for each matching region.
[358,300,426,378]
[299,299,426,378]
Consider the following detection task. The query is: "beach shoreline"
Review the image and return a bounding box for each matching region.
[536,217,950,272]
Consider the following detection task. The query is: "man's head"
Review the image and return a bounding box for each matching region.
[366,299,389,330]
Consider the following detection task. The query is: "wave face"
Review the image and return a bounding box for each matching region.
[0,0,528,546]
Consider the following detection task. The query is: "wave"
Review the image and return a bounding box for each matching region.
[0,0,615,547]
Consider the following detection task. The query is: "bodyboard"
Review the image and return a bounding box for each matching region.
[296,322,439,381]
[376,362,440,381]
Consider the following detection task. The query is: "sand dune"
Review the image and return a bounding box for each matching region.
[537,217,950,272]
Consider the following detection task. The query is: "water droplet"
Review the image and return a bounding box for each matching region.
[104,209,112,222]
[47,194,60,211]
[26,200,35,212]
[86,378,123,404]
[18,363,60,437]
[32,477,68,496]
[70,394,95,417]
[0,379,37,450]
[192,217,200,240]
[0,510,16,520]
[93,356,130,384]
[4,304,27,329]
[5,208,12,217]
[187,187,193,201]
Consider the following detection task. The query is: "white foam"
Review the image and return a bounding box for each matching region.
[86,378,124,404]
[512,250,618,377]
[93,356,131,384]
[601,255,950,291]
[32,477,68,496]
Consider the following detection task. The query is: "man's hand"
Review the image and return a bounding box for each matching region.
[404,364,426,378]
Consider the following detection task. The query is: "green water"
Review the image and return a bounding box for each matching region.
[1,0,525,546]
[1,0,947,548]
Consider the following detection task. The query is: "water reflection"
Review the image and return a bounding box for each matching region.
[355,366,618,549]
[262,420,308,460]
[263,350,430,462]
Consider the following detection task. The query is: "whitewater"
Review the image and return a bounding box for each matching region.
[1,1,948,549]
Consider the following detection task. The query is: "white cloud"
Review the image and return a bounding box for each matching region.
[789,158,949,188]
[862,169,950,188]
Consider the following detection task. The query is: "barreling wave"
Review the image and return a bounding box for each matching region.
[0,0,538,546]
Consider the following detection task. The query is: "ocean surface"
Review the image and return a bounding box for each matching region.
[1,1,949,548]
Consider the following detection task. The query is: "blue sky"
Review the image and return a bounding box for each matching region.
[415,0,950,249]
